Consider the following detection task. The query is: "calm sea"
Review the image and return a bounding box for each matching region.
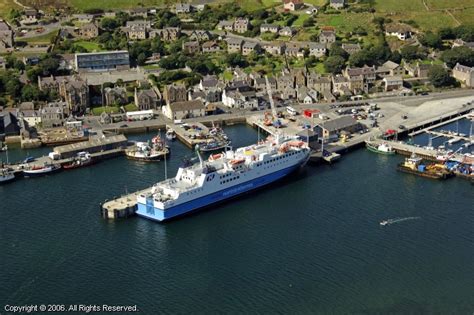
[1,125,473,314]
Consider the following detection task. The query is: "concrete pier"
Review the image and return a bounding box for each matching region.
[101,188,151,219]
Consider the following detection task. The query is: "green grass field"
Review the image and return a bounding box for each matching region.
[426,0,474,10]
[20,31,58,44]
[451,8,474,25]
[68,0,163,11]
[0,0,19,18]
[92,106,119,115]
[374,0,426,13]
[74,40,103,52]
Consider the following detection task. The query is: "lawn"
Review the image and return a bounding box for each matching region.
[20,30,58,44]
[292,14,311,27]
[314,62,326,74]
[124,104,139,112]
[382,11,458,31]
[92,106,119,115]
[74,41,103,52]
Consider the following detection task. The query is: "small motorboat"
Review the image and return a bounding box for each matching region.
[0,168,15,184]
[63,152,94,170]
[166,129,176,141]
[23,163,61,178]
[380,220,390,226]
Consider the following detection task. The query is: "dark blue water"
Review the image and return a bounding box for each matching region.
[1,125,473,314]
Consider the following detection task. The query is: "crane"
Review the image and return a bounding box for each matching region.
[264,76,284,128]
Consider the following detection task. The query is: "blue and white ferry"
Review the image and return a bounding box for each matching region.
[136,135,311,222]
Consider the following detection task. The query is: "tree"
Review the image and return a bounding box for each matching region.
[303,17,315,28]
[21,85,42,101]
[438,27,455,40]
[329,43,349,61]
[400,45,424,61]
[137,53,147,66]
[428,65,455,87]
[441,46,474,68]
[100,18,119,31]
[419,32,442,49]
[324,55,345,74]
[224,53,248,68]
[39,57,60,76]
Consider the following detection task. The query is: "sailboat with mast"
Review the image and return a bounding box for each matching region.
[0,149,15,184]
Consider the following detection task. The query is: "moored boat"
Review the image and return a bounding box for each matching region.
[63,152,94,170]
[366,141,396,155]
[126,135,169,162]
[23,163,62,178]
[0,168,15,184]
[199,138,231,152]
[397,154,453,180]
[166,129,176,141]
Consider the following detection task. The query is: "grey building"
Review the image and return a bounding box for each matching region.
[75,51,130,72]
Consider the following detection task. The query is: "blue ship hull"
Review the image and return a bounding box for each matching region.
[136,162,304,222]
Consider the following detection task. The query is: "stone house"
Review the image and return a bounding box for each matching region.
[80,23,99,39]
[40,102,66,128]
[23,9,38,24]
[279,27,296,37]
[242,42,259,56]
[260,24,279,34]
[329,0,345,9]
[319,28,336,46]
[332,75,351,95]
[283,0,304,11]
[383,76,404,91]
[342,43,361,55]
[307,73,332,93]
[189,30,211,42]
[227,38,243,53]
[377,60,405,77]
[263,42,285,55]
[163,99,205,120]
[183,41,200,54]
[452,63,474,87]
[150,27,180,41]
[344,65,376,84]
[234,18,249,34]
[134,89,158,110]
[202,40,220,53]
[163,83,187,105]
[175,3,191,13]
[309,43,327,57]
[385,23,412,41]
[104,87,128,105]
[128,8,148,18]
[217,20,234,31]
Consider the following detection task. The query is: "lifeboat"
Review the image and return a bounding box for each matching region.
[229,158,245,166]
[209,153,224,161]
[288,140,305,147]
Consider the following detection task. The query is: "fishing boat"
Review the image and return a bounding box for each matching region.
[199,138,232,152]
[23,163,62,178]
[322,149,341,163]
[166,129,176,141]
[136,134,310,222]
[0,168,15,184]
[365,141,395,155]
[125,135,169,162]
[63,152,94,170]
[397,154,453,180]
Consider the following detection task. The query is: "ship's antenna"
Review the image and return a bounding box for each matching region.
[195,144,203,168]
[163,129,168,180]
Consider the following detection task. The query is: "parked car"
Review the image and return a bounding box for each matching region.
[399,125,406,130]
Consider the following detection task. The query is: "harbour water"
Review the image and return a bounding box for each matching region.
[1,125,473,313]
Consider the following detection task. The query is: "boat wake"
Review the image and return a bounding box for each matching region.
[380,217,421,226]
